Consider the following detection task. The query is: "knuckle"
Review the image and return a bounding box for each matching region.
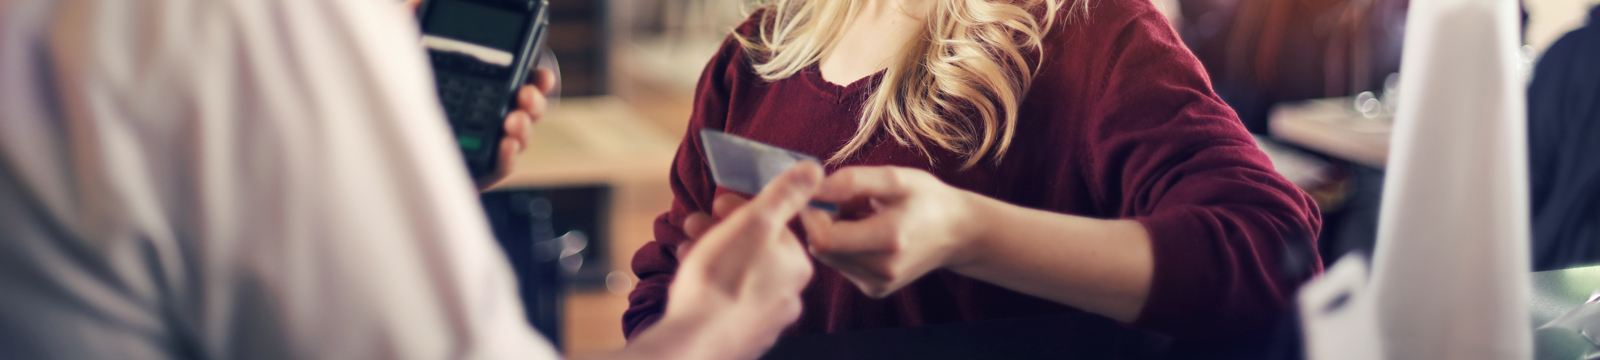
[809,239,835,254]
[885,168,909,189]
[747,218,779,236]
[777,297,803,322]
[868,264,894,282]
[795,263,814,282]
[882,228,904,251]
[830,167,858,186]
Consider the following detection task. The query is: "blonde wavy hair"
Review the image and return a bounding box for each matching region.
[735,0,1085,168]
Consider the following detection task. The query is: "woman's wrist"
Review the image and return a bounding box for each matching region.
[946,189,1001,271]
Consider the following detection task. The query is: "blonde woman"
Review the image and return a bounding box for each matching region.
[626,0,1321,341]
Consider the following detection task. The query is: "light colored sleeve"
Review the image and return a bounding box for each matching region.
[29,0,559,358]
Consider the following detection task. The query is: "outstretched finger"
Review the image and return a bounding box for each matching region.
[729,162,823,226]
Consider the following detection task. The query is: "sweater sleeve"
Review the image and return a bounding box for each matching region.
[1078,9,1323,339]
[622,25,755,339]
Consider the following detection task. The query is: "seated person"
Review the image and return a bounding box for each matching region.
[625,0,1321,341]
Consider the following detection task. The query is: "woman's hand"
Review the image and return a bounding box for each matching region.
[801,166,1155,323]
[797,166,986,298]
[628,163,821,360]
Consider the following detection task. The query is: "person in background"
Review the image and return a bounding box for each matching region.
[626,0,1321,342]
[0,0,816,359]
[1528,3,1600,271]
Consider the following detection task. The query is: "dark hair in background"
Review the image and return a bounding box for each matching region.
[1528,4,1600,271]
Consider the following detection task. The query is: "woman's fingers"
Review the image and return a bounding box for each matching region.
[677,193,751,259]
[683,212,714,239]
[802,209,896,254]
[814,166,917,204]
[797,208,832,243]
[711,194,749,219]
[676,212,716,259]
[801,207,908,297]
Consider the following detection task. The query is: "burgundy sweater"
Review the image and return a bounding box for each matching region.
[624,0,1321,341]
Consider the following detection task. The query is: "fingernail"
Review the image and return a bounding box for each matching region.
[791,162,821,190]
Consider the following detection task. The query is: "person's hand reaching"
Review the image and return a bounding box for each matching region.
[623,162,821,360]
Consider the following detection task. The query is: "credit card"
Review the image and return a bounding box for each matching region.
[699,129,838,213]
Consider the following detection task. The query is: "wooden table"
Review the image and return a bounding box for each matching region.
[1268,98,1394,168]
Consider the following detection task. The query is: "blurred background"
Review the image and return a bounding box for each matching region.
[479,0,1600,357]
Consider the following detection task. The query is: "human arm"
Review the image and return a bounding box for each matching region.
[798,167,1154,322]
[593,164,821,360]
[798,4,1320,338]
[622,28,754,338]
[200,0,793,356]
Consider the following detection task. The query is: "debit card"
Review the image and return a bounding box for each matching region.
[699,129,839,213]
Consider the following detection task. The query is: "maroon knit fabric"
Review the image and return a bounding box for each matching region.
[624,0,1321,341]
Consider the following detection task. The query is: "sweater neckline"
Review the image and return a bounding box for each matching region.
[800,63,885,103]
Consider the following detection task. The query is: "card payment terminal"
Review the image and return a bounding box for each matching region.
[417,0,549,179]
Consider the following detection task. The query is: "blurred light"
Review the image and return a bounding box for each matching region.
[606,271,634,295]
[1354,91,1382,118]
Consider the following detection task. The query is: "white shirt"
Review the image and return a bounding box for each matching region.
[0,0,557,358]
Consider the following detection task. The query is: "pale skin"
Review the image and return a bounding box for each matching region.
[817,0,930,85]
[404,2,821,360]
[605,163,822,360]
[784,0,1158,323]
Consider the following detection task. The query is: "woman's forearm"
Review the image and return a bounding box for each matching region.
[947,192,1155,323]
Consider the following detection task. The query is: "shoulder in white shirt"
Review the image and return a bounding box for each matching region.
[0,0,556,358]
